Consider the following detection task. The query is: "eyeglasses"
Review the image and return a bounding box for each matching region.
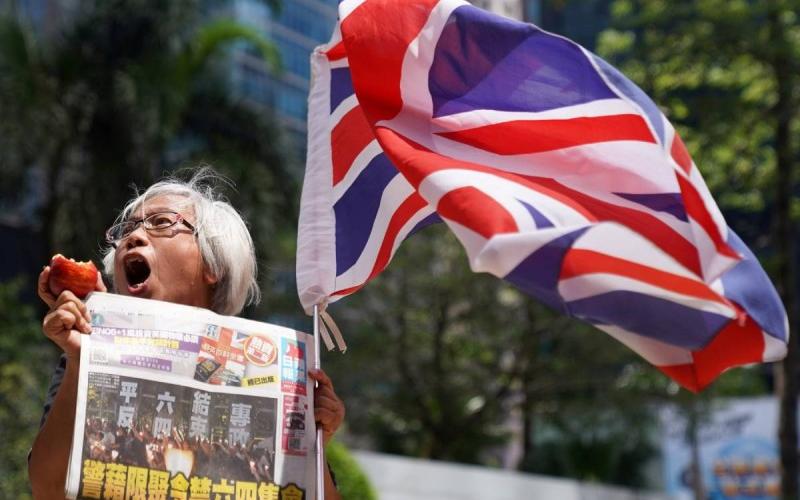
[105,211,196,248]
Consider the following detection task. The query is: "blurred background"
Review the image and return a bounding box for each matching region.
[0,0,798,499]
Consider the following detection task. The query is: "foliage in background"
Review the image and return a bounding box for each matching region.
[0,1,303,497]
[324,0,791,484]
[520,408,656,487]
[328,226,669,486]
[0,278,59,499]
[326,440,378,500]
[0,0,294,280]
[596,0,796,230]
[597,1,799,496]
[0,0,793,496]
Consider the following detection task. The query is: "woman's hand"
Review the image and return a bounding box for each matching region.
[37,265,107,308]
[309,369,345,446]
[38,266,106,360]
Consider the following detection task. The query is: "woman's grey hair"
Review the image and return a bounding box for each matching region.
[102,167,260,316]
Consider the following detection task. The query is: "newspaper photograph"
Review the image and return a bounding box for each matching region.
[66,292,317,500]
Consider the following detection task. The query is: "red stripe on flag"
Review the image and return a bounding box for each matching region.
[437,115,656,155]
[675,174,740,260]
[341,0,438,123]
[332,192,429,297]
[370,193,429,280]
[325,40,347,61]
[332,105,375,186]
[529,178,703,277]
[670,133,692,173]
[657,364,701,392]
[657,313,765,392]
[692,314,765,389]
[560,249,731,306]
[331,283,363,297]
[438,186,519,238]
[374,127,702,276]
[374,127,598,221]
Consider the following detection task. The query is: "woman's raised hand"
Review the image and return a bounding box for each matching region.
[38,266,106,359]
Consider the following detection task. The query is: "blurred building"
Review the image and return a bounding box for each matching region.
[216,0,537,155]
[533,0,611,50]
[207,0,339,155]
[3,0,611,158]
[469,0,611,51]
[209,0,611,155]
[0,0,77,38]
[470,0,523,20]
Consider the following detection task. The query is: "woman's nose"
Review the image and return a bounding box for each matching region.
[122,225,150,250]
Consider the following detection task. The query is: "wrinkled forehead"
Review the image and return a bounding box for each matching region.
[127,193,195,220]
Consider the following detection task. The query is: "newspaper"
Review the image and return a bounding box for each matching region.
[65,292,317,499]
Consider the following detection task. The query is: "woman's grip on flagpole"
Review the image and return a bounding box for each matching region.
[310,368,344,500]
[310,368,345,446]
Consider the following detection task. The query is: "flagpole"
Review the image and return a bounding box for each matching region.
[313,303,325,500]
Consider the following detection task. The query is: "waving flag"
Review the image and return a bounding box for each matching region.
[296,0,788,391]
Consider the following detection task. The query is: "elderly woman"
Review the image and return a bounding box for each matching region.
[29,170,344,499]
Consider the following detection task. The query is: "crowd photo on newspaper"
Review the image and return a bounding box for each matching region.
[81,372,277,484]
[28,168,344,500]
[83,417,274,484]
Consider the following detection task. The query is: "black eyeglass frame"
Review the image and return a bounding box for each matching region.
[105,211,196,248]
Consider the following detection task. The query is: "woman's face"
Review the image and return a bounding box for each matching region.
[113,194,215,309]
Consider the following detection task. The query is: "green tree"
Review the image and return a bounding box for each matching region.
[328,226,665,486]
[513,310,659,487]
[598,1,799,496]
[326,440,378,500]
[0,0,288,272]
[0,1,297,496]
[0,279,59,499]
[329,228,529,462]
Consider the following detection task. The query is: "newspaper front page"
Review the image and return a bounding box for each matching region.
[65,292,317,499]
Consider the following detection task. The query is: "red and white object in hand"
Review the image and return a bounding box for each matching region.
[48,254,99,298]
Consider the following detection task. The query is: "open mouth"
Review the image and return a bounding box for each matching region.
[124,255,151,291]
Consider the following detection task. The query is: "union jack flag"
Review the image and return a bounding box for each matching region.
[296,0,788,391]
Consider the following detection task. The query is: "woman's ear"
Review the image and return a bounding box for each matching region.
[203,267,219,286]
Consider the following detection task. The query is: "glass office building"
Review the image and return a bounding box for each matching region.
[470,0,611,51]
[528,0,610,50]
[210,0,339,156]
